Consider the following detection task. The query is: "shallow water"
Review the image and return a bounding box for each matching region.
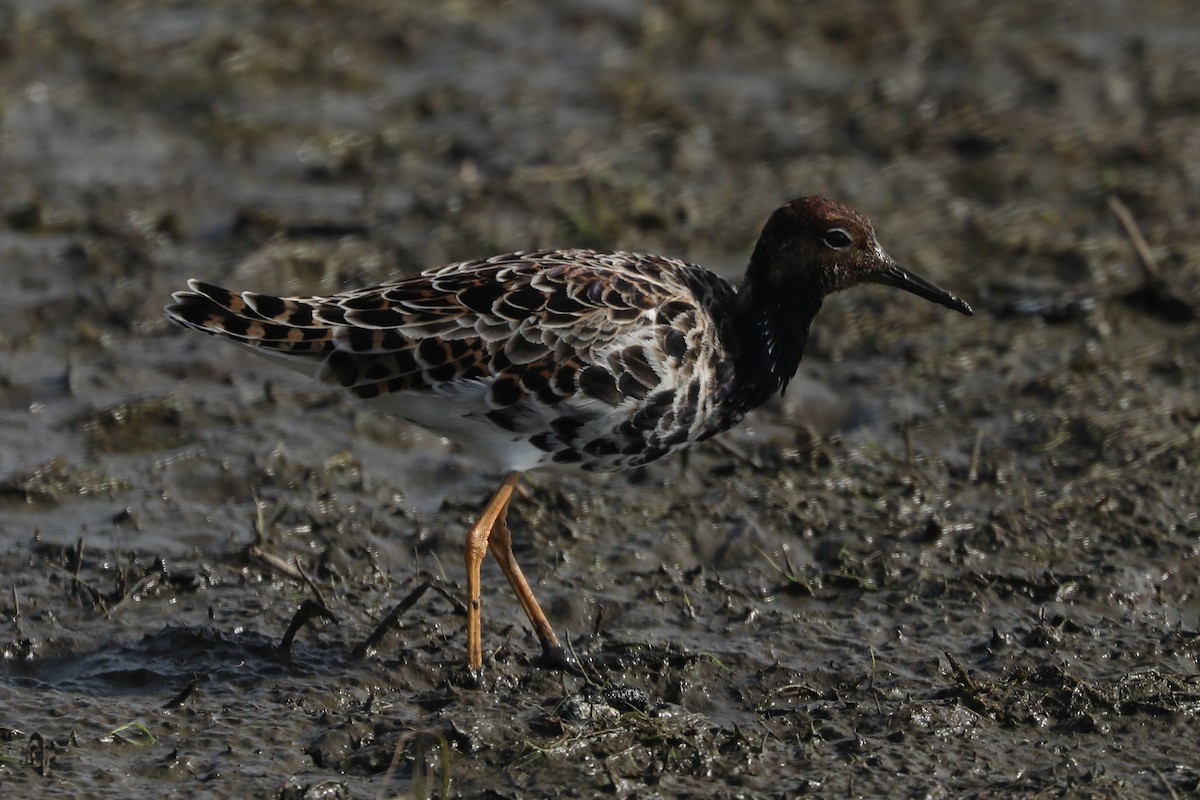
[2,1,1199,797]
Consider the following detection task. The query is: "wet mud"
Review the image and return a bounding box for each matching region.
[2,1,1199,797]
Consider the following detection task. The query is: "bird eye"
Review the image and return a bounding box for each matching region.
[822,228,853,249]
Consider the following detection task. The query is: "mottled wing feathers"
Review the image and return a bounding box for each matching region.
[169,251,685,394]
[166,248,744,471]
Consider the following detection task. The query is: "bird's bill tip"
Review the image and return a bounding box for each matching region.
[871,261,974,316]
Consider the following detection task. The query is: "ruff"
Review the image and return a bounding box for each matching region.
[166,196,973,672]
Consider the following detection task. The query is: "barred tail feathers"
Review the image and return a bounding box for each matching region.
[165,280,334,356]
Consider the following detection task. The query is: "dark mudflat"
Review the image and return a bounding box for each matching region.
[1,2,1198,797]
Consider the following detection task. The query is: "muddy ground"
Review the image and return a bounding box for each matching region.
[2,1,1199,797]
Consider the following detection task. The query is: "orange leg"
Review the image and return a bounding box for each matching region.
[489,502,566,664]
[464,472,523,671]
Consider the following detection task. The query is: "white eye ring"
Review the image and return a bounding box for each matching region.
[822,228,853,250]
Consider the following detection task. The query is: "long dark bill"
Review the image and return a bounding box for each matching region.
[871,260,974,316]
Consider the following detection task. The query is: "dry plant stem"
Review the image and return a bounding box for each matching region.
[1107,194,1163,283]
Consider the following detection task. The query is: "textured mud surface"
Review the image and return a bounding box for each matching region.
[2,1,1199,797]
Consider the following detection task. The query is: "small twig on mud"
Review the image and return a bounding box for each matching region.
[1151,766,1183,800]
[353,577,464,659]
[1107,195,1196,322]
[108,571,164,616]
[755,545,813,595]
[246,543,305,581]
[162,664,230,709]
[564,632,601,687]
[279,598,338,655]
[250,491,272,545]
[968,427,984,483]
[867,647,886,715]
[47,563,106,615]
[293,559,330,609]
[163,674,205,709]
[72,538,85,600]
[942,652,994,720]
[945,652,977,692]
[1107,195,1163,283]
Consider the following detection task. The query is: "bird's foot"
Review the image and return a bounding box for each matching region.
[536,639,585,676]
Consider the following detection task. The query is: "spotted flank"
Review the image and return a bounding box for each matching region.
[166,196,973,672]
